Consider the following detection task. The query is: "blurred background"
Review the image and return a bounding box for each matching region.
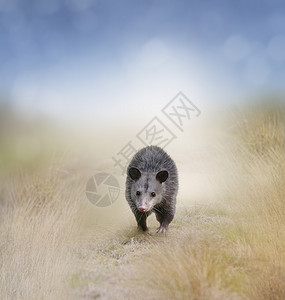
[1,2,285,299]
[0,0,285,171]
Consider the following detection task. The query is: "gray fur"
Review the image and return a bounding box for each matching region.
[125,145,178,233]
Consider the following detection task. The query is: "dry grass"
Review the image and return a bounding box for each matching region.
[1,103,285,299]
[0,168,83,300]
[109,106,285,300]
[77,105,285,300]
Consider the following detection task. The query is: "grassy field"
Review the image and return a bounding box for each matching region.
[0,103,285,299]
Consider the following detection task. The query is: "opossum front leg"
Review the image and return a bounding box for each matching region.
[134,211,148,232]
[155,210,174,234]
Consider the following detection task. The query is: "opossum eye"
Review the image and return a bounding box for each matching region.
[136,191,141,196]
[151,192,156,197]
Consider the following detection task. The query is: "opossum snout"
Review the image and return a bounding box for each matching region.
[137,198,151,212]
[138,206,147,212]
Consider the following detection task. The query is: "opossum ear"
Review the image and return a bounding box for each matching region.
[156,170,168,183]
[129,167,141,181]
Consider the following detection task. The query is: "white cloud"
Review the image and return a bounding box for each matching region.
[245,55,271,85]
[267,35,285,61]
[135,39,171,70]
[223,35,252,61]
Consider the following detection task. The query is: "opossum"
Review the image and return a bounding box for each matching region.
[125,145,178,233]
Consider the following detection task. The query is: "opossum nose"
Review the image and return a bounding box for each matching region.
[138,206,147,212]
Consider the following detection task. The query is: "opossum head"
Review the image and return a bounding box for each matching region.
[128,167,168,212]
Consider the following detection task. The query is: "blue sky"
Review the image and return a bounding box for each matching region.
[1,0,285,122]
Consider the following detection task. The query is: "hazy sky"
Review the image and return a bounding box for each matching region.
[1,0,285,122]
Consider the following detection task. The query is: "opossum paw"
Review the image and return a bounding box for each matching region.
[138,226,149,233]
[156,226,167,234]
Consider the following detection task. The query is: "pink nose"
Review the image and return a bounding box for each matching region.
[138,206,147,212]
